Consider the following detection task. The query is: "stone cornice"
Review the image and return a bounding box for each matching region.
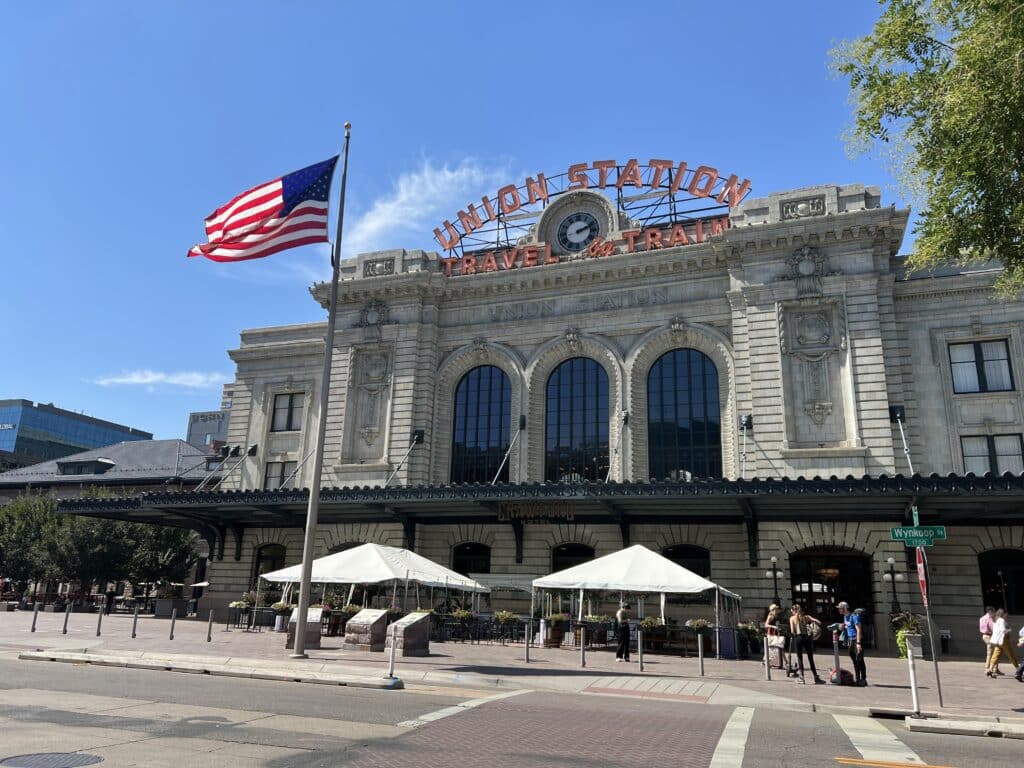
[893,270,999,302]
[229,339,325,363]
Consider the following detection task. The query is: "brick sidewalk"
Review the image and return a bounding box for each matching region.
[3,610,1021,719]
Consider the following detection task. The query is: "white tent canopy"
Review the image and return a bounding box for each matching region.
[533,544,740,599]
[259,542,489,593]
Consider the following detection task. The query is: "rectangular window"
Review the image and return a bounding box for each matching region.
[271,393,304,432]
[263,461,298,490]
[961,434,1024,475]
[949,341,1013,394]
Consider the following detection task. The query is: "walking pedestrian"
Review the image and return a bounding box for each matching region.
[838,601,868,686]
[979,606,999,676]
[789,604,825,684]
[104,588,116,616]
[1015,624,1024,683]
[615,603,631,662]
[987,610,1018,677]
[764,604,787,669]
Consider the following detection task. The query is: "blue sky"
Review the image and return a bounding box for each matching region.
[0,2,902,440]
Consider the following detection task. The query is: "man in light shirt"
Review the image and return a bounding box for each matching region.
[979,606,999,675]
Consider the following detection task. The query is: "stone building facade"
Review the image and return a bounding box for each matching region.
[63,180,1024,655]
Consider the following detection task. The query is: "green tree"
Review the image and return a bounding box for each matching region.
[127,523,197,590]
[832,0,1024,293]
[47,516,134,601]
[0,494,61,598]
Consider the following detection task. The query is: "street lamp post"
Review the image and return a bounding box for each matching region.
[882,556,905,614]
[765,556,784,606]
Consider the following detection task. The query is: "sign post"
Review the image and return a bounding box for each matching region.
[916,544,944,708]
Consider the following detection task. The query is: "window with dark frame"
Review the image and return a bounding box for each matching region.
[544,357,609,483]
[961,434,1024,476]
[949,340,1014,394]
[647,348,722,480]
[450,366,512,484]
[271,392,304,432]
[263,460,298,490]
[452,542,491,575]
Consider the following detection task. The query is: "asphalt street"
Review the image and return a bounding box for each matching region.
[0,657,1021,767]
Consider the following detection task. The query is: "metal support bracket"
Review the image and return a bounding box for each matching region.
[741,499,759,566]
[511,519,524,564]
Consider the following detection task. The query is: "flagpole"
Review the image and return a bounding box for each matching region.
[292,122,352,658]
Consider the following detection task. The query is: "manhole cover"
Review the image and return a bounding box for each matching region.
[0,755,103,768]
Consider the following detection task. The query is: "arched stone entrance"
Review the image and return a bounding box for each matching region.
[789,546,874,646]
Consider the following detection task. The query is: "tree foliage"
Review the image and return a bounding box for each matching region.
[832,0,1024,293]
[1,493,197,597]
[0,494,61,594]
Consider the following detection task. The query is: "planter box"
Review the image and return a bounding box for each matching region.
[544,626,565,648]
[154,598,187,618]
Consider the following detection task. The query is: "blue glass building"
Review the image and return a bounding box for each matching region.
[0,399,152,470]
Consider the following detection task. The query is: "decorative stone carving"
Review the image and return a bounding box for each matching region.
[342,346,393,462]
[781,195,826,221]
[669,316,685,334]
[565,327,581,352]
[472,337,488,358]
[777,246,839,296]
[804,401,833,426]
[358,300,390,328]
[778,297,847,361]
[363,259,395,278]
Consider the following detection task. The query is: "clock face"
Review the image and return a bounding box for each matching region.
[556,211,600,252]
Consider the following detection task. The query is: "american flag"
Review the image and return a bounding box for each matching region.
[187,156,338,262]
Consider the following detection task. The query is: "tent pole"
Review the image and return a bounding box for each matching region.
[346,583,355,606]
[403,570,409,612]
[391,579,397,608]
[660,592,665,624]
[715,587,721,660]
[578,589,584,621]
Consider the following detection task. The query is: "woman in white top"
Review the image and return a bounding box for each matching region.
[986,609,1017,677]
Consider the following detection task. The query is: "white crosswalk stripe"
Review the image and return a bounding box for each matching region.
[708,707,754,768]
[833,714,926,765]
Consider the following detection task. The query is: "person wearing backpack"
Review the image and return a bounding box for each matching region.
[838,601,867,687]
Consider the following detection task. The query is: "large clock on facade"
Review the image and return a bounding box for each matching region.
[539,191,614,256]
[556,211,600,252]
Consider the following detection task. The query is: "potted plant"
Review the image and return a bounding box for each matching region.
[640,617,666,650]
[271,602,292,632]
[891,611,924,658]
[544,613,566,647]
[735,621,763,659]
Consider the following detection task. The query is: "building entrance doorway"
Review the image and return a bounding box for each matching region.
[790,547,874,647]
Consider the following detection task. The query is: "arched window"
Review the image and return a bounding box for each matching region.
[545,357,609,482]
[662,544,711,578]
[979,549,1024,613]
[452,542,491,575]
[451,365,512,484]
[647,349,721,480]
[552,543,595,572]
[329,541,362,554]
[252,543,286,587]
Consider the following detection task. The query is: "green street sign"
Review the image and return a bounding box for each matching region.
[901,537,934,548]
[890,525,947,541]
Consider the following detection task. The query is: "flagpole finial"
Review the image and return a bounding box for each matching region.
[344,121,352,131]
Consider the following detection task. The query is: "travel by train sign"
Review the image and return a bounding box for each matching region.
[433,157,753,262]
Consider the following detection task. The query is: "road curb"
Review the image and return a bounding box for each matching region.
[17,651,403,690]
[905,718,1024,739]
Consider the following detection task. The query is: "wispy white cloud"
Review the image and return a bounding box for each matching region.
[343,158,510,257]
[92,370,228,389]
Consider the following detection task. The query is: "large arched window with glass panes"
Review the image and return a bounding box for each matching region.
[647,349,722,480]
[450,365,512,484]
[545,357,609,482]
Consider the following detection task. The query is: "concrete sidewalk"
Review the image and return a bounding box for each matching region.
[4,609,1023,731]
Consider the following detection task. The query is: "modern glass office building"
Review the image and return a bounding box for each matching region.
[0,399,152,470]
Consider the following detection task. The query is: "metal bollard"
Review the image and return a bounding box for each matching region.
[96,609,103,637]
[386,624,398,679]
[907,644,922,718]
[698,632,705,676]
[638,628,644,672]
[764,637,772,680]
[207,610,214,642]
[169,608,177,640]
[132,604,139,638]
[62,603,71,635]
[580,624,586,668]
[31,602,39,633]
[524,619,531,663]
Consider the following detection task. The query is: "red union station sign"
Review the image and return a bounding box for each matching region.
[434,157,751,278]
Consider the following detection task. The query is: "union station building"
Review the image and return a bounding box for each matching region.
[63,164,1024,654]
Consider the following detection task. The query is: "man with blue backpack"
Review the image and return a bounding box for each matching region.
[838,601,868,686]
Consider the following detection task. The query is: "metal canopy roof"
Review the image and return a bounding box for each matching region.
[57,473,1024,531]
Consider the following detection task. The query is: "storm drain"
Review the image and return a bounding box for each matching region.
[0,755,103,767]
